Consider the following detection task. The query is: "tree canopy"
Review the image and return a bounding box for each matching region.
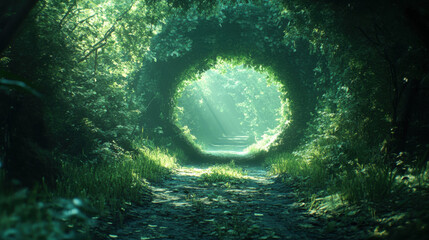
[1,0,429,238]
[0,0,427,171]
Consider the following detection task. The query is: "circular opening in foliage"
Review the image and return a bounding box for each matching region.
[174,60,291,156]
[138,3,318,158]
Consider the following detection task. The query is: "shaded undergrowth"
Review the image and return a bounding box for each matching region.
[266,149,429,239]
[0,170,93,239]
[0,146,182,239]
[55,146,179,212]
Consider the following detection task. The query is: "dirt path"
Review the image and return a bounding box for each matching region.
[109,165,340,240]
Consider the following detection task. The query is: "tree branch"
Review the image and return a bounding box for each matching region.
[79,41,108,63]
[59,0,76,28]
[70,13,96,32]
[78,0,136,63]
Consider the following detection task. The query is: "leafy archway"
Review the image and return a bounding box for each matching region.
[174,61,290,155]
[135,2,319,159]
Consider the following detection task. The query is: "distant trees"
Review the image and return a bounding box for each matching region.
[175,63,287,149]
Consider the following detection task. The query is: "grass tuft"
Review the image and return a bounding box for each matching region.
[337,163,396,203]
[266,151,396,203]
[267,152,328,189]
[55,146,179,213]
[134,146,179,182]
[200,161,245,184]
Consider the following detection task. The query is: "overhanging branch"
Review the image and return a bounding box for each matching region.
[78,0,136,63]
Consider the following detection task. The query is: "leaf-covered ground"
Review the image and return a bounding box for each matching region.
[99,165,367,240]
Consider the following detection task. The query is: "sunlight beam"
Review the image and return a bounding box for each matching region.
[174,61,290,156]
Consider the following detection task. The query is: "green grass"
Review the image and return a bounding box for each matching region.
[0,146,181,238]
[55,159,148,212]
[266,151,396,203]
[0,171,92,240]
[337,163,396,203]
[200,161,246,184]
[268,152,307,176]
[267,152,328,189]
[266,148,429,239]
[134,146,179,182]
[55,146,179,213]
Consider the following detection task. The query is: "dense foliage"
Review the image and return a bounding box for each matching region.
[136,2,320,155]
[1,0,175,182]
[0,0,428,238]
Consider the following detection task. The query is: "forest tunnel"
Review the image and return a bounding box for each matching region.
[174,62,290,155]
[1,0,429,238]
[135,3,319,161]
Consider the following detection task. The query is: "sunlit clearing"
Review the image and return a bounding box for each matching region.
[174,61,290,156]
